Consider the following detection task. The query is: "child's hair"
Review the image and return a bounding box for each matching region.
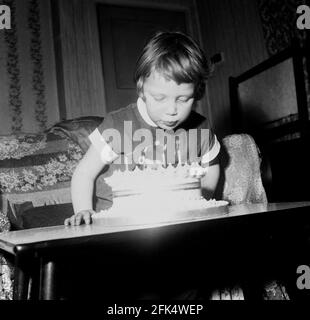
[134,31,211,101]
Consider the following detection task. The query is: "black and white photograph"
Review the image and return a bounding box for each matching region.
[1,0,310,312]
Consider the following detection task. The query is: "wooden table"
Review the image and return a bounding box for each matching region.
[1,202,310,300]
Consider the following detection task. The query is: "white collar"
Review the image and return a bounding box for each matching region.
[137,97,158,127]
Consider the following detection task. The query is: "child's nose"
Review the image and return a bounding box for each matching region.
[166,101,178,115]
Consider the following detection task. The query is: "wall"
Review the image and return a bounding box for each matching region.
[257,0,307,56]
[52,0,204,120]
[1,0,299,137]
[197,0,268,138]
[0,0,59,134]
[52,0,106,120]
[257,0,310,114]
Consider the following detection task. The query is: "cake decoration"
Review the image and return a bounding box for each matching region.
[93,161,228,223]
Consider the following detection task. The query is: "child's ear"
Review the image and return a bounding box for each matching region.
[137,96,146,108]
[139,93,146,102]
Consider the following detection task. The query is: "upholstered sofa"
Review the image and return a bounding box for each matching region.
[0,116,103,299]
[1,118,286,300]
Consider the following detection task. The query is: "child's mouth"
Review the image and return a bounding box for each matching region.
[163,121,178,128]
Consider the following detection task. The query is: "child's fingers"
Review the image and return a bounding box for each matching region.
[83,210,96,225]
[75,215,82,225]
[64,210,95,226]
[70,215,78,226]
[64,213,81,226]
[84,212,92,225]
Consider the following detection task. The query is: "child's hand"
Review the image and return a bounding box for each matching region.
[64,210,96,226]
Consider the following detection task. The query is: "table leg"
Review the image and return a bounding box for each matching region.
[39,258,56,300]
[13,255,31,300]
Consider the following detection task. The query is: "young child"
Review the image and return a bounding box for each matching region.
[65,31,221,226]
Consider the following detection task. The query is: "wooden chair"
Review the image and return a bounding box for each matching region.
[229,43,310,202]
[209,133,289,300]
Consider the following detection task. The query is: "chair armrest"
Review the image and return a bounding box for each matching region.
[260,151,273,201]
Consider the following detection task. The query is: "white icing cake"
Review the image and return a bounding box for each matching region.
[93,163,228,223]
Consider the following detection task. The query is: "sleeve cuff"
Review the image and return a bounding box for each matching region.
[88,128,119,163]
[201,135,221,165]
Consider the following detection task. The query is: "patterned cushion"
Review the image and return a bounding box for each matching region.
[0,132,82,194]
[216,134,268,204]
[47,116,104,153]
[0,132,83,228]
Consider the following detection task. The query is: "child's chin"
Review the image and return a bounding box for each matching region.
[158,123,179,130]
[159,125,176,131]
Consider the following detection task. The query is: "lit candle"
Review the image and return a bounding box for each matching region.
[176,139,181,165]
[162,144,167,168]
[142,147,148,169]
[124,155,129,171]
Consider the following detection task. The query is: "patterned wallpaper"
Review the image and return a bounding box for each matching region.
[257,0,310,116]
[0,0,59,134]
[257,0,308,56]
[28,0,48,132]
[3,0,22,133]
[1,0,309,134]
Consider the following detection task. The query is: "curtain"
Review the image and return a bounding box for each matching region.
[0,0,59,135]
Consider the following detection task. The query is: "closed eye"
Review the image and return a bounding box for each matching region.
[177,97,191,103]
[153,95,166,102]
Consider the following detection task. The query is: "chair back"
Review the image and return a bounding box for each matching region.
[215,134,268,204]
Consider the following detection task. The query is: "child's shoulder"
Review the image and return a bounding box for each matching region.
[180,110,210,130]
[101,103,138,127]
[97,103,137,132]
[107,103,137,118]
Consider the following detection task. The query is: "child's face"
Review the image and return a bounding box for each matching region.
[141,71,195,130]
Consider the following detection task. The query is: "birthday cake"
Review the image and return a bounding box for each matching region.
[93,163,228,223]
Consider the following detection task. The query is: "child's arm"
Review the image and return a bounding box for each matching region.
[64,144,107,226]
[200,163,220,199]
